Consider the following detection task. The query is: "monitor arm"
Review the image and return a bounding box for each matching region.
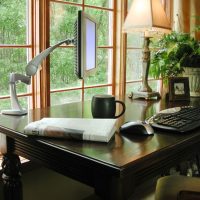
[2,38,74,116]
[1,73,31,115]
[25,39,74,77]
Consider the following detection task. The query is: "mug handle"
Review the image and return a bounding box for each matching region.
[115,100,126,118]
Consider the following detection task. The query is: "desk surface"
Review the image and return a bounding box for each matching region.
[1,97,200,200]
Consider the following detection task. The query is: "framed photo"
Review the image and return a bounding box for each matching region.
[169,77,190,101]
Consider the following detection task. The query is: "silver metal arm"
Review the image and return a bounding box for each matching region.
[26,39,74,76]
[2,38,74,116]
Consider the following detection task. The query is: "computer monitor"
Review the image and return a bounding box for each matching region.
[74,10,97,79]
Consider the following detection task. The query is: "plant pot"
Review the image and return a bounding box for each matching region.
[183,67,200,97]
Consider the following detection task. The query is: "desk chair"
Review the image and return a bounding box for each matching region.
[155,175,200,200]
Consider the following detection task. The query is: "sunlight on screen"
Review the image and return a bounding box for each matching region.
[85,18,96,71]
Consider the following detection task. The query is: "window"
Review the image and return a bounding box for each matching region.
[49,0,115,106]
[125,0,171,95]
[0,0,32,110]
[0,0,171,111]
[0,0,116,110]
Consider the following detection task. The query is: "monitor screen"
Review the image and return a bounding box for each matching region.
[74,10,97,79]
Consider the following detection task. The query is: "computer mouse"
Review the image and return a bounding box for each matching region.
[120,121,154,136]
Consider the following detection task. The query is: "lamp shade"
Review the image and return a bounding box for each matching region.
[123,0,171,34]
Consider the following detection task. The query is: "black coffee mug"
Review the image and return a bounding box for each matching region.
[91,94,126,118]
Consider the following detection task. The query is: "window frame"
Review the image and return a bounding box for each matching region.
[124,0,172,95]
[0,0,35,109]
[0,0,137,109]
[39,0,117,107]
[0,0,118,109]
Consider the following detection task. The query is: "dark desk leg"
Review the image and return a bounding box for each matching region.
[94,172,133,200]
[1,153,23,200]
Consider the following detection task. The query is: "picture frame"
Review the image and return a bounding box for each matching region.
[169,77,190,101]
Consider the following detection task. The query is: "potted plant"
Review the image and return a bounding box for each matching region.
[150,31,200,96]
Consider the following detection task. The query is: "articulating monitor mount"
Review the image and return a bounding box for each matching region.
[2,38,74,116]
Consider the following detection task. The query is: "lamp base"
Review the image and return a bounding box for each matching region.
[128,91,161,100]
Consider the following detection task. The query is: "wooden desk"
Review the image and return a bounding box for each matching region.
[1,97,200,200]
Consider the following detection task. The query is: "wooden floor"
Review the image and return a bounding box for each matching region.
[0,155,29,169]
[0,155,157,200]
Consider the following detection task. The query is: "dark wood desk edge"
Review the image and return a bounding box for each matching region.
[123,132,200,180]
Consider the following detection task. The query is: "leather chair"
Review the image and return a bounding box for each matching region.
[155,175,200,200]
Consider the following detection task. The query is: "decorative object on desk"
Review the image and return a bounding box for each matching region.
[168,77,190,101]
[2,10,97,116]
[123,0,171,100]
[91,94,126,119]
[150,31,200,97]
[24,118,117,142]
[183,67,200,97]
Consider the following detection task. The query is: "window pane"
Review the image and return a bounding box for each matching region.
[85,8,113,46]
[50,3,81,44]
[50,47,112,89]
[0,99,13,110]
[126,49,143,81]
[50,1,114,104]
[128,0,133,8]
[85,0,113,9]
[51,92,84,118]
[0,48,28,95]
[51,90,81,106]
[0,96,28,111]
[18,96,28,110]
[127,33,144,48]
[0,0,27,44]
[60,0,82,3]
[50,48,82,90]
[84,86,112,101]
[126,82,141,94]
[85,48,112,86]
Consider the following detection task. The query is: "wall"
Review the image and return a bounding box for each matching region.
[173,0,200,40]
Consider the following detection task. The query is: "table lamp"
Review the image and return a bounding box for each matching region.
[123,0,171,99]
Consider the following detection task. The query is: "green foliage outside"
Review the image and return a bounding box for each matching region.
[0,0,27,78]
[0,0,113,109]
[0,0,27,109]
[0,0,26,44]
[50,2,111,96]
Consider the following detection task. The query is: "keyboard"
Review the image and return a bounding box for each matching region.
[146,106,200,133]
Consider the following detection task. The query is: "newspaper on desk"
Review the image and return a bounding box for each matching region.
[24,118,117,142]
